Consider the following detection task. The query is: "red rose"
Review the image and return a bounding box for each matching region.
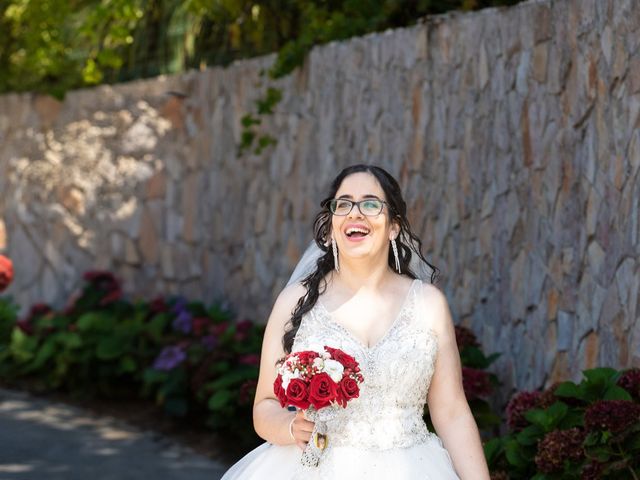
[309,372,338,409]
[295,350,320,365]
[273,375,286,407]
[338,377,360,406]
[286,378,310,409]
[324,346,357,370]
[0,255,14,292]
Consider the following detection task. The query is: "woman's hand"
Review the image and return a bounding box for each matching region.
[290,410,315,450]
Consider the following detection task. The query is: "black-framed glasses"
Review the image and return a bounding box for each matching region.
[327,198,387,216]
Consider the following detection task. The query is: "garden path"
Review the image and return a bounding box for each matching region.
[0,388,228,479]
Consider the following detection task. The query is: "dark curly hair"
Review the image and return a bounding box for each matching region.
[282,164,439,353]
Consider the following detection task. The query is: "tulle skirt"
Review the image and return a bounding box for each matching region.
[221,435,459,479]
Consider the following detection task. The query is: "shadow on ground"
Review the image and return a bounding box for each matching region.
[0,389,228,480]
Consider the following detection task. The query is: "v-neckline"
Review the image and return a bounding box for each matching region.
[317,279,419,351]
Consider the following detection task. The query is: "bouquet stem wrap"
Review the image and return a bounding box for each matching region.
[300,406,337,467]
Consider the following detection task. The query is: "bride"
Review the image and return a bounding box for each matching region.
[222,165,491,479]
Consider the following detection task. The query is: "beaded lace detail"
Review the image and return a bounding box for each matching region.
[291,279,440,452]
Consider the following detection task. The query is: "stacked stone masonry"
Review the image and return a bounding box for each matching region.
[0,0,639,398]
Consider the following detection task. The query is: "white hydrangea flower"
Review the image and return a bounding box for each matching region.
[323,359,344,383]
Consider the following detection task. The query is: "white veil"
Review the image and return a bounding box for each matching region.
[285,235,436,288]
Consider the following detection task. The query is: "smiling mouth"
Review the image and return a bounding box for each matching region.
[345,227,370,238]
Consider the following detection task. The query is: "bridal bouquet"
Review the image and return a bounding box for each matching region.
[274,345,364,467]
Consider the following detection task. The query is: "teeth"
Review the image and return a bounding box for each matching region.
[346,227,370,236]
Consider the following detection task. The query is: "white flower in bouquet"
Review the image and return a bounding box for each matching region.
[322,359,344,383]
[281,367,302,390]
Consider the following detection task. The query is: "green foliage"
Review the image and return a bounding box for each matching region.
[0,297,18,347]
[424,326,501,434]
[0,271,265,451]
[239,86,282,154]
[488,368,640,479]
[0,0,523,97]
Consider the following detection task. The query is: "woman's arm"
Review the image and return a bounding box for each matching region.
[252,284,314,450]
[423,284,491,480]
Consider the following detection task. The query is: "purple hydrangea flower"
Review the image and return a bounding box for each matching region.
[172,310,193,334]
[153,346,187,371]
[201,335,218,351]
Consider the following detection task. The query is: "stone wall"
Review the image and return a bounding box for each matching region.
[0,0,639,395]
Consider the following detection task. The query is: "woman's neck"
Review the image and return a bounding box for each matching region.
[332,258,395,293]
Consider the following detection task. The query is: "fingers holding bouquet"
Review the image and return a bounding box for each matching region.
[289,410,315,451]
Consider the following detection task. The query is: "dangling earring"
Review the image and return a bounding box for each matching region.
[391,238,401,274]
[332,234,340,272]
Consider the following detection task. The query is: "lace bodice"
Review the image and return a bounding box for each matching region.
[291,279,440,451]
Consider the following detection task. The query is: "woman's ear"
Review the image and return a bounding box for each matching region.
[389,220,401,241]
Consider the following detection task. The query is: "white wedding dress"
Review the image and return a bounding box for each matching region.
[222,279,460,479]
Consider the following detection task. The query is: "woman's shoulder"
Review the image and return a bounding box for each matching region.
[270,282,306,320]
[415,280,452,332]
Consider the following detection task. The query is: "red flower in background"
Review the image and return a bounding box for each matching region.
[455,325,480,349]
[462,367,493,400]
[534,428,585,473]
[238,354,260,366]
[584,400,640,434]
[506,390,541,431]
[191,317,211,336]
[239,379,258,405]
[0,255,14,292]
[149,296,170,314]
[16,303,52,336]
[618,368,640,400]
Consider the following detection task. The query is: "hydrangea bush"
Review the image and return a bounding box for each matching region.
[0,270,264,450]
[424,326,501,434]
[486,367,640,479]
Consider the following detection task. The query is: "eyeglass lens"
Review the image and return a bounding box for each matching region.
[330,199,383,216]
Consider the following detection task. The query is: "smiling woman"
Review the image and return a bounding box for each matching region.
[220,164,491,480]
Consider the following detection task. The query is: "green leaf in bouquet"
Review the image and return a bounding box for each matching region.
[208,389,233,411]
